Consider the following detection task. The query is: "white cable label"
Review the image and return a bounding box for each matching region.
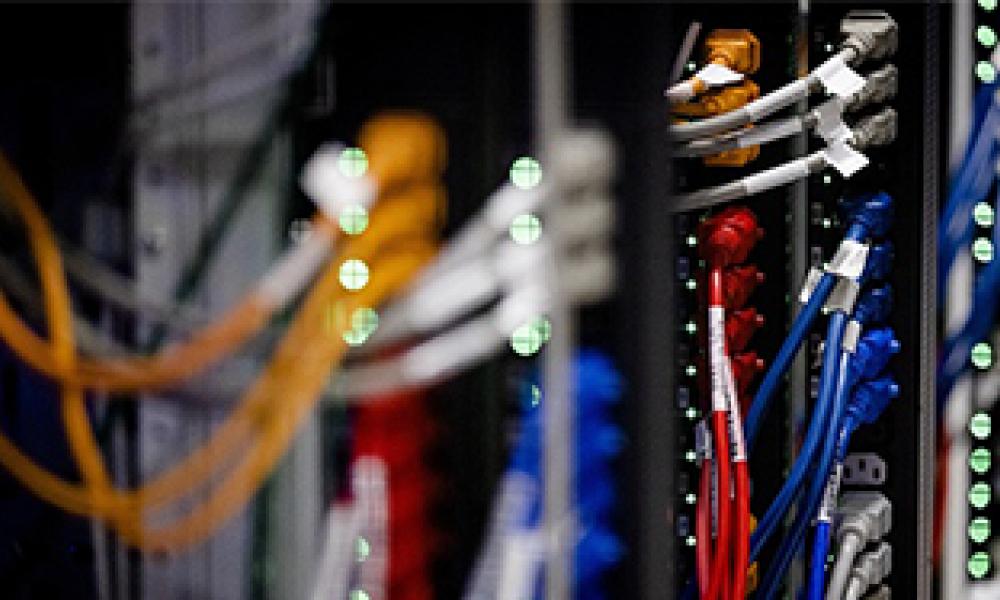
[799,267,824,304]
[665,80,697,103]
[817,463,843,523]
[725,361,747,463]
[696,62,745,86]
[814,55,866,98]
[709,306,729,412]
[843,320,862,353]
[826,240,870,279]
[822,141,869,178]
[814,98,853,144]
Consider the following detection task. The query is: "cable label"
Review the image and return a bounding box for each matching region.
[814,55,866,98]
[817,463,843,523]
[799,267,824,304]
[709,306,729,412]
[696,62,745,86]
[826,240,870,280]
[822,141,870,178]
[814,98,852,144]
[725,362,747,462]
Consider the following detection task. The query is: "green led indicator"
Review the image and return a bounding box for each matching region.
[685,450,698,462]
[685,493,697,505]
[822,218,832,229]
[510,322,545,356]
[686,61,697,72]
[342,307,379,346]
[975,202,995,228]
[355,536,371,562]
[686,279,698,291]
[973,238,994,263]
[822,174,832,185]
[686,407,699,420]
[972,413,993,440]
[685,535,697,547]
[510,156,543,189]
[339,204,369,235]
[977,61,997,83]
[686,235,698,247]
[970,482,992,509]
[339,259,369,291]
[980,25,998,48]
[338,147,368,178]
[972,342,993,370]
[686,365,698,377]
[970,517,992,544]
[969,552,992,579]
[510,213,543,245]
[971,448,993,474]
[349,590,371,600]
[980,0,997,11]
[685,321,697,335]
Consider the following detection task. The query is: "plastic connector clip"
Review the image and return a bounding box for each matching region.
[726,308,765,354]
[731,351,765,395]
[840,192,894,238]
[696,206,762,267]
[722,264,765,310]
[835,492,893,544]
[846,376,900,426]
[852,108,898,149]
[840,10,899,64]
[844,64,899,113]
[861,242,895,282]
[847,330,901,383]
[851,542,893,590]
[852,285,894,326]
[704,29,762,74]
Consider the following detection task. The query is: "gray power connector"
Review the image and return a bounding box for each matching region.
[852,542,893,588]
[835,491,892,544]
[840,10,900,64]
[845,65,899,113]
[852,109,898,150]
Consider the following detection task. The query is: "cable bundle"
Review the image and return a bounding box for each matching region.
[0,113,446,552]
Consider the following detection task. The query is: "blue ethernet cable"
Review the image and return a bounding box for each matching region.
[805,377,898,600]
[757,311,850,600]
[939,185,1000,409]
[939,82,1000,291]
[748,286,895,561]
[746,193,893,450]
[756,325,899,599]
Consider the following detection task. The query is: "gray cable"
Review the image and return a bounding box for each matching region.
[669,75,820,142]
[672,151,827,212]
[844,577,864,600]
[826,532,863,600]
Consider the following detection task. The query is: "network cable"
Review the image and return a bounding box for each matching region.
[745,194,893,450]
[674,65,898,159]
[0,115,445,551]
[672,109,897,213]
[668,11,897,143]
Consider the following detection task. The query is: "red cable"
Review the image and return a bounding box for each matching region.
[703,266,732,600]
[731,462,751,599]
[696,459,713,595]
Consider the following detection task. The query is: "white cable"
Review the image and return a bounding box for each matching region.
[669,49,858,143]
[331,249,613,399]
